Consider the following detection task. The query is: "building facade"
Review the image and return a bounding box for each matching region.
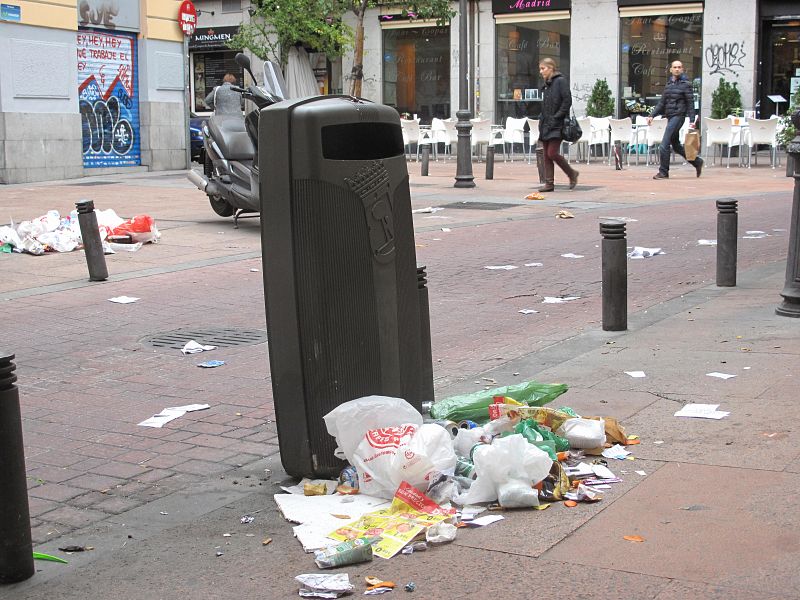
[0,0,187,184]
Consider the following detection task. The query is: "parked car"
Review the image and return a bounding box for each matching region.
[189,112,207,163]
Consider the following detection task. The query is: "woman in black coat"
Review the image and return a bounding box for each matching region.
[537,58,579,192]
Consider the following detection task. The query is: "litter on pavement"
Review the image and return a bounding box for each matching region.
[624,371,646,378]
[197,360,225,368]
[518,309,539,315]
[674,404,729,419]
[484,265,518,270]
[561,253,584,259]
[697,239,717,246]
[296,573,354,598]
[137,403,210,428]
[627,247,664,259]
[181,340,217,354]
[542,296,580,303]
[108,296,140,304]
[524,262,544,267]
[706,372,736,380]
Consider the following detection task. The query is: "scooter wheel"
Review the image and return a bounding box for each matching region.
[209,195,236,217]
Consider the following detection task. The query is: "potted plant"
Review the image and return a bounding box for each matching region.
[710,78,743,119]
[778,86,800,175]
[586,78,615,117]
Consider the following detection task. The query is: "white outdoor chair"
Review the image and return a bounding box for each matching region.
[608,117,633,165]
[400,119,419,160]
[588,116,611,160]
[431,118,457,160]
[565,117,592,164]
[744,117,780,168]
[470,118,491,160]
[704,117,738,168]
[644,117,668,165]
[502,117,527,161]
[629,115,649,165]
[525,118,540,164]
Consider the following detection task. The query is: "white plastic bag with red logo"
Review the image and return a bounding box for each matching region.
[324,396,457,499]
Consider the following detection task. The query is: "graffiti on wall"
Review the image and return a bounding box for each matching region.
[572,82,593,103]
[705,42,746,76]
[78,0,119,29]
[77,30,140,168]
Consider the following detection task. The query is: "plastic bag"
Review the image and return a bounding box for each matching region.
[430,380,568,424]
[513,419,570,453]
[110,215,160,244]
[556,418,606,449]
[425,522,457,544]
[454,434,552,508]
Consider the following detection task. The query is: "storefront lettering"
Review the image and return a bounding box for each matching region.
[705,42,746,76]
[629,15,701,26]
[537,38,559,50]
[632,63,660,76]
[508,0,551,8]
[420,70,442,82]
[509,39,528,51]
[385,27,448,39]
[630,43,694,56]
[396,55,444,64]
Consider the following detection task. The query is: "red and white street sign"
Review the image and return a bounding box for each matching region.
[178,0,197,36]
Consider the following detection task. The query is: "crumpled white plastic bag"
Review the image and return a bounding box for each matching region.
[454,434,552,508]
[556,418,606,449]
[324,396,456,499]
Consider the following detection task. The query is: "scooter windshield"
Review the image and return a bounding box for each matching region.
[263,62,288,101]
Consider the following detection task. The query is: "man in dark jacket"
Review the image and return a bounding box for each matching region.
[648,61,703,179]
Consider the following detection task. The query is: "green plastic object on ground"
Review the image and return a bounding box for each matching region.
[33,552,68,564]
[514,419,570,453]
[429,380,568,424]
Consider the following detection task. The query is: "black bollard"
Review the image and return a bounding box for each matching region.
[600,221,628,331]
[485,145,494,180]
[716,199,738,287]
[777,110,800,316]
[0,352,34,584]
[420,145,430,177]
[76,200,108,281]
[416,265,434,403]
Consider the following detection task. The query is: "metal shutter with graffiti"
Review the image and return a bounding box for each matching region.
[77,29,141,168]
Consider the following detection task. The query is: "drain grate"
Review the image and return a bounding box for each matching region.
[440,201,518,210]
[142,327,267,350]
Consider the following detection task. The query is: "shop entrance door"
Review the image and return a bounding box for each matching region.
[759,19,800,117]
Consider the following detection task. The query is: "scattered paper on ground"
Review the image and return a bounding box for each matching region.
[706,372,736,380]
[468,515,504,527]
[555,210,574,219]
[181,340,217,354]
[197,360,225,368]
[698,239,717,246]
[627,247,664,259]
[674,403,730,419]
[561,253,584,259]
[441,227,451,232]
[519,309,539,315]
[525,192,545,200]
[624,371,646,378]
[602,444,632,459]
[108,296,140,304]
[411,206,444,214]
[295,573,353,598]
[623,535,645,543]
[542,296,580,303]
[138,403,210,428]
[484,265,518,270]
[524,262,544,267]
[743,230,768,239]
[281,479,339,496]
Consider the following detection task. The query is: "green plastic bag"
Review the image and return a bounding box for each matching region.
[514,419,570,453]
[430,380,568,424]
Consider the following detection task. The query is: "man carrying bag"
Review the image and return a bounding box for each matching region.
[648,61,703,180]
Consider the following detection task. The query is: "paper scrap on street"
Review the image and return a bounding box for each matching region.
[484,265,518,270]
[674,403,729,419]
[518,309,539,315]
[592,464,616,479]
[181,340,217,354]
[296,573,353,598]
[108,296,140,304]
[468,515,504,527]
[743,230,768,239]
[542,296,580,303]
[706,372,736,380]
[624,371,646,378]
[281,479,339,496]
[627,247,664,259]
[561,253,584,259]
[524,262,544,267]
[411,206,444,214]
[197,360,225,368]
[635,470,647,476]
[138,403,210,428]
[602,444,632,459]
[555,210,574,219]
[599,216,638,223]
[441,227,451,232]
[697,239,717,246]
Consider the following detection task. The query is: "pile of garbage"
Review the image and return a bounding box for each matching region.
[0,208,159,255]
[278,380,639,597]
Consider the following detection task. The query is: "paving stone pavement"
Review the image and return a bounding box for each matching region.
[1,157,799,598]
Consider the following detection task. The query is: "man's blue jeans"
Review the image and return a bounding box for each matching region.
[659,115,697,176]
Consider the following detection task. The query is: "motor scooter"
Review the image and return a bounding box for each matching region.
[187,53,287,226]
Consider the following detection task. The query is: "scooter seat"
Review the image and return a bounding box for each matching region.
[208,115,254,160]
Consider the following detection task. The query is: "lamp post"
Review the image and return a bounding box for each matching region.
[777,110,800,317]
[454,0,475,188]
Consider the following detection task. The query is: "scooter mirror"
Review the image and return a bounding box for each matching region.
[235,53,257,84]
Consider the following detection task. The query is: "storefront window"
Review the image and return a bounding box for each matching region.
[383,26,450,123]
[619,13,703,117]
[495,20,570,123]
[763,21,800,116]
[192,51,243,114]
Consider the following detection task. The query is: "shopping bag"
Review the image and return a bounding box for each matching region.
[684,129,700,161]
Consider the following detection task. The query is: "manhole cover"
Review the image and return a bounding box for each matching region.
[440,201,518,210]
[141,327,267,349]
[68,181,122,186]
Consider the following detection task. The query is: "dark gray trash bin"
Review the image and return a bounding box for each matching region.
[259,96,433,478]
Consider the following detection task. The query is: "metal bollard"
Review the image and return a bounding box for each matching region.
[485,145,494,180]
[76,200,108,281]
[716,199,738,287]
[420,146,430,177]
[416,265,434,403]
[600,221,628,331]
[0,352,34,584]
